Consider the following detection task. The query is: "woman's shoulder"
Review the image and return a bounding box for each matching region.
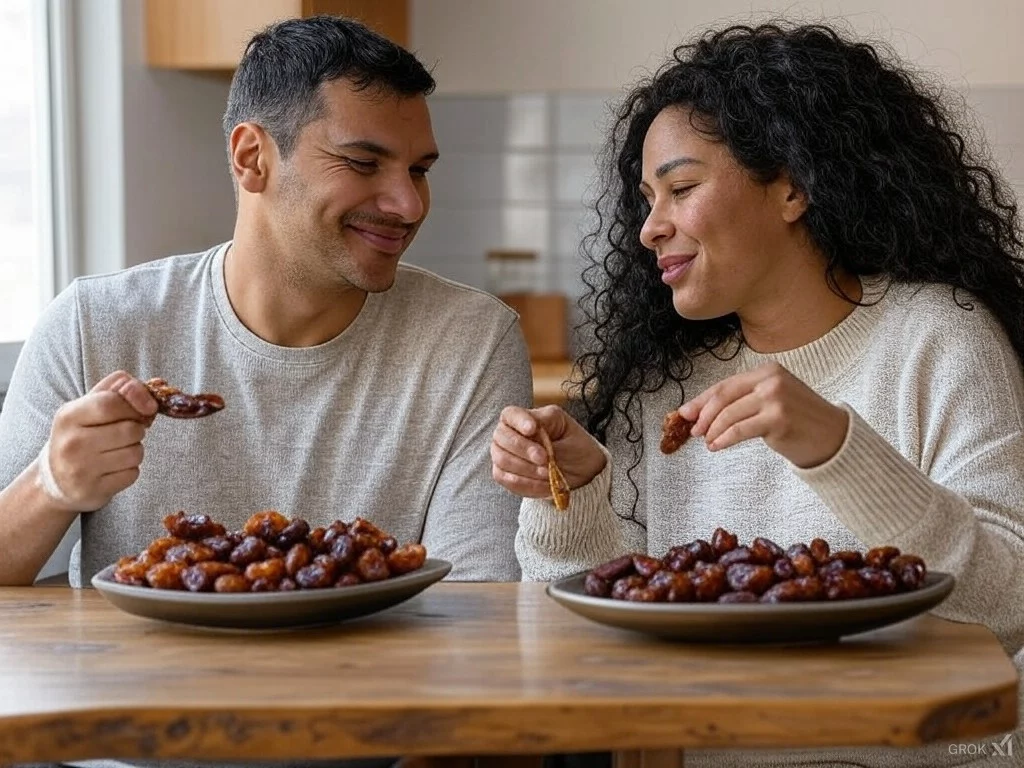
[877,279,1012,352]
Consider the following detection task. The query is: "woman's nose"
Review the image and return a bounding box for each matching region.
[639,200,672,251]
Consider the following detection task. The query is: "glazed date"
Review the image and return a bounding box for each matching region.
[243,510,290,540]
[202,535,236,561]
[692,563,728,602]
[685,539,716,564]
[213,574,250,593]
[660,410,695,454]
[163,511,226,540]
[113,559,148,586]
[146,536,184,560]
[823,570,871,601]
[387,543,427,575]
[307,527,327,553]
[889,554,927,590]
[356,548,390,582]
[250,578,277,592]
[760,576,824,603]
[717,546,754,568]
[245,557,286,584]
[229,536,268,567]
[791,553,817,578]
[625,587,658,602]
[865,546,901,569]
[809,538,831,565]
[711,527,739,557]
[285,543,313,576]
[164,541,217,565]
[830,550,864,569]
[145,377,225,419]
[592,555,635,581]
[726,564,775,595]
[858,566,898,596]
[274,519,311,550]
[664,548,697,573]
[632,554,663,578]
[335,573,363,588]
[584,573,611,597]
[145,561,186,590]
[773,558,796,581]
[611,575,646,600]
[330,533,359,568]
[294,563,335,589]
[181,562,239,592]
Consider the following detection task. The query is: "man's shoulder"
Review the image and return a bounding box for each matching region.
[73,247,216,310]
[391,263,518,322]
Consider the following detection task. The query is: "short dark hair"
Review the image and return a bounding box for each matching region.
[222,15,436,157]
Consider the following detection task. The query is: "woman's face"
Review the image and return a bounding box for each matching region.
[638,106,807,321]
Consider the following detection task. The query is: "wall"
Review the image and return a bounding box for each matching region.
[412,0,1024,94]
[31,0,237,579]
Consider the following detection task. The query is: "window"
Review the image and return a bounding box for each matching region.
[0,0,56,344]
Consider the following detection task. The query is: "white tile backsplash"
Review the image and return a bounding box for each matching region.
[556,94,616,150]
[419,92,616,301]
[555,152,601,205]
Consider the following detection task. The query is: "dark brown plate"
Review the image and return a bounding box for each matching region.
[546,570,954,643]
[92,558,452,630]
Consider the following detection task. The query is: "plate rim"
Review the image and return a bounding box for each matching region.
[91,557,453,604]
[546,569,955,616]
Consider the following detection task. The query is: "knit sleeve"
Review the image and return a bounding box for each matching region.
[794,316,1024,655]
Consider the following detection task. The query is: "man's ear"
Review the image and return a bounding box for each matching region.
[778,172,809,223]
[229,122,273,194]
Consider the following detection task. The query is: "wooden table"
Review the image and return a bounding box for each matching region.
[0,583,1016,766]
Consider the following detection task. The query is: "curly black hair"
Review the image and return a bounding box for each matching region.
[573,22,1024,525]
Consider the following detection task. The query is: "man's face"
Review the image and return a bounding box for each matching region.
[268,79,438,293]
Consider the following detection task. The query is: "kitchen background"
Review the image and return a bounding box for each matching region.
[3,0,1024,575]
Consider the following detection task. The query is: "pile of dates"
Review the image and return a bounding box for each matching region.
[584,528,927,603]
[113,510,427,592]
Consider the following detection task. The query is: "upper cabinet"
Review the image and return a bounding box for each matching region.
[145,0,408,71]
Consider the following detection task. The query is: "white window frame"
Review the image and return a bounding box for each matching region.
[0,0,76,388]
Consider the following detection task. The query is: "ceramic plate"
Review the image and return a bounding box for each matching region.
[546,571,954,643]
[92,558,452,630]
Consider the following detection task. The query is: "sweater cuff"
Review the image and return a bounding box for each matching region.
[792,403,939,542]
[517,441,620,557]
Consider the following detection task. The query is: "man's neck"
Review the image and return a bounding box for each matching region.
[222,242,367,348]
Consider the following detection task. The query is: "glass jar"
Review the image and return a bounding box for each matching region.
[486,249,538,297]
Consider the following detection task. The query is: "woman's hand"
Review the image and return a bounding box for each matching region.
[679,362,849,468]
[491,405,607,500]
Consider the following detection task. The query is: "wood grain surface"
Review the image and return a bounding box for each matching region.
[0,582,1015,764]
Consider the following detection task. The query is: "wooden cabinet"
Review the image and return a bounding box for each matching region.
[145,0,408,71]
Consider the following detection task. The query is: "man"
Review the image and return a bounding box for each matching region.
[0,15,532,589]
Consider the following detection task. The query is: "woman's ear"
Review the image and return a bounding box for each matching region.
[229,122,272,194]
[778,172,809,223]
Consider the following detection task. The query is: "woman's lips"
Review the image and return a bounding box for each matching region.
[350,226,407,255]
[660,257,694,285]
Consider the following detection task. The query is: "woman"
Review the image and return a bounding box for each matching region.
[491,22,1024,767]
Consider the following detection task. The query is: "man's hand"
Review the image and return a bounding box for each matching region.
[42,370,159,511]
